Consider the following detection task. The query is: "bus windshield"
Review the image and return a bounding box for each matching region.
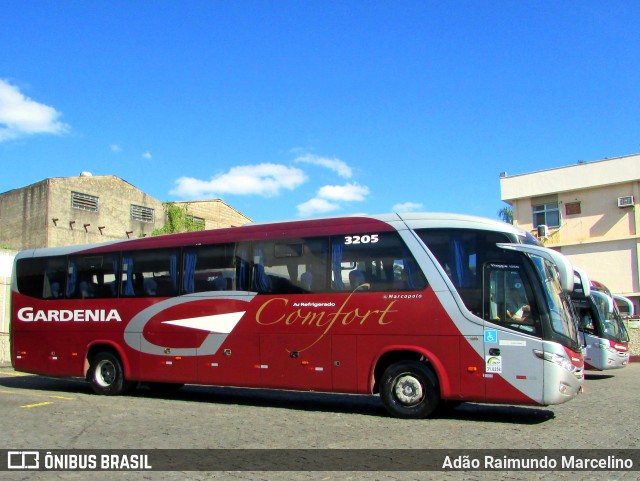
[592,292,630,343]
[532,256,580,347]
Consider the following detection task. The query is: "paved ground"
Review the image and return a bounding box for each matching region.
[0,363,638,480]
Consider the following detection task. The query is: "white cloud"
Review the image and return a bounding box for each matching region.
[392,202,424,212]
[142,151,152,160]
[296,198,341,218]
[297,182,370,217]
[110,144,122,153]
[171,163,307,199]
[0,79,69,142]
[317,183,369,202]
[294,153,352,178]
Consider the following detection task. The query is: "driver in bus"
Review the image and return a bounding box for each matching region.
[581,312,595,332]
[508,304,531,322]
[506,279,530,322]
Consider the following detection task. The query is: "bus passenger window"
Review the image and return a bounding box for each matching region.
[64,254,119,299]
[416,228,512,318]
[244,237,329,294]
[330,232,426,292]
[122,249,179,297]
[14,257,67,300]
[184,244,235,294]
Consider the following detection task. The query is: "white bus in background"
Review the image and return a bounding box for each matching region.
[572,268,630,371]
[613,294,636,319]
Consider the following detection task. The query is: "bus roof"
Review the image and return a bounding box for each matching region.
[15,212,525,259]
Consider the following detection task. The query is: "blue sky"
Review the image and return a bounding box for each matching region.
[1,2,639,223]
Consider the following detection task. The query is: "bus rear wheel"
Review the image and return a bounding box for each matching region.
[89,351,135,395]
[380,361,439,419]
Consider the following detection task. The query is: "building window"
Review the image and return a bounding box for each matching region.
[532,202,560,227]
[131,204,155,223]
[188,215,205,228]
[71,192,99,212]
[565,202,581,216]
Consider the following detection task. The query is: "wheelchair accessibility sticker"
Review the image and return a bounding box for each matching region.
[484,329,498,344]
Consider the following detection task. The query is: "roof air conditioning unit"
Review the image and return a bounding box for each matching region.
[537,225,549,239]
[617,196,634,208]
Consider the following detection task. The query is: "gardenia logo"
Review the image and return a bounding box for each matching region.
[17,307,122,323]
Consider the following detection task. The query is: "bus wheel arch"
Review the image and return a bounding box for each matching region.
[87,347,136,395]
[373,350,417,393]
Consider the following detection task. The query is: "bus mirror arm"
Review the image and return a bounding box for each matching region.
[496,243,574,292]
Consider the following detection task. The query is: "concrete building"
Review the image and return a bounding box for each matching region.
[0,173,252,251]
[173,200,250,231]
[0,174,252,363]
[500,153,640,316]
[0,250,14,364]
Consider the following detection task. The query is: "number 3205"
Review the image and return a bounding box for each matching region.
[344,234,379,245]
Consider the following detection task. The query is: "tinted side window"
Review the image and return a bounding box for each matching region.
[416,229,511,316]
[67,254,119,298]
[331,232,427,292]
[16,257,66,299]
[183,244,235,293]
[250,237,329,294]
[122,249,180,297]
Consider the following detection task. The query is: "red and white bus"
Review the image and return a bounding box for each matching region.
[572,268,630,371]
[11,213,583,418]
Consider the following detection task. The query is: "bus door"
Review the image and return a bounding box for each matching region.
[483,262,544,404]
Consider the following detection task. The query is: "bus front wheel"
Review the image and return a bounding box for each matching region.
[89,351,135,395]
[380,361,439,419]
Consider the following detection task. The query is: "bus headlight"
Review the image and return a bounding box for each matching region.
[533,350,576,373]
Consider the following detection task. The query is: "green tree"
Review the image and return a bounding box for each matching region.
[497,206,513,224]
[151,203,205,236]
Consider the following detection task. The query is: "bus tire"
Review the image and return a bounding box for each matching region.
[380,361,440,419]
[89,351,135,395]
